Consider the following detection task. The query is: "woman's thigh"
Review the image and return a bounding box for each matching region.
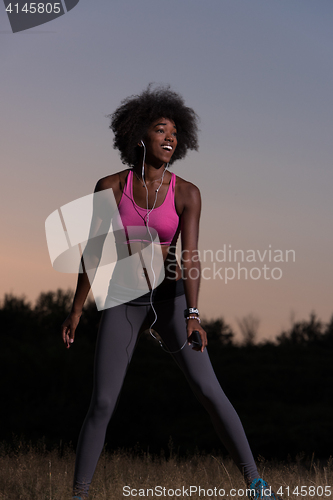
[153,295,223,396]
[92,303,150,398]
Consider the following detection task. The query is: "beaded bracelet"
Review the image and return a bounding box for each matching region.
[185,315,201,324]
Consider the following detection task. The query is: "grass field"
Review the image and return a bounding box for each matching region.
[0,441,331,499]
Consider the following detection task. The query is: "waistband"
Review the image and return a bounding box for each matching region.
[106,278,185,306]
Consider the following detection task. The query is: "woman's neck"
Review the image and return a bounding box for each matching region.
[133,162,168,184]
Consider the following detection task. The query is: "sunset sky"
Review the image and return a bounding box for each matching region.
[1,0,332,341]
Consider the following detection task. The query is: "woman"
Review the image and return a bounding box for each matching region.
[62,85,279,500]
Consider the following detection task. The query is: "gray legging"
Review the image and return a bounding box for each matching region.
[73,292,259,496]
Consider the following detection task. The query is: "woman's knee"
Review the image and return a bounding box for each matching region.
[89,394,117,422]
[191,379,222,407]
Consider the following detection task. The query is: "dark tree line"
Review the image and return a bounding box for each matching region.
[1,290,332,460]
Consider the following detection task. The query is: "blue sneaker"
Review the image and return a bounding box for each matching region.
[248,478,282,500]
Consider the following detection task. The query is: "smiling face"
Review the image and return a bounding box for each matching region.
[143,117,178,166]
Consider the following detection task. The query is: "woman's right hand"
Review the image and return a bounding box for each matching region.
[61,311,82,349]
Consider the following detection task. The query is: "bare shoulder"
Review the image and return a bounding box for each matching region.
[175,174,200,196]
[95,169,130,194]
[174,174,201,215]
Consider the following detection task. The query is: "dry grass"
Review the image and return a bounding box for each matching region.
[0,441,332,499]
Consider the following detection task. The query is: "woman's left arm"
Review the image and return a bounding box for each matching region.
[180,182,208,352]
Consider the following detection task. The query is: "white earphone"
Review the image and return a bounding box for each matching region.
[138,144,185,354]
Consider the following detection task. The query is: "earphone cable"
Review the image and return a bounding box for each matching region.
[140,144,186,354]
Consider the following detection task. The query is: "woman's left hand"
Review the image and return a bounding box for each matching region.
[186,319,208,352]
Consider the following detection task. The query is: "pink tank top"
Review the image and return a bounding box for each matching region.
[112,170,180,245]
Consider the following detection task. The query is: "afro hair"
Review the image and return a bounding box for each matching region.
[109,84,199,166]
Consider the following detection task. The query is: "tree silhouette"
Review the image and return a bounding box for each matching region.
[276,313,324,347]
[201,317,234,347]
[1,290,333,458]
[236,313,260,346]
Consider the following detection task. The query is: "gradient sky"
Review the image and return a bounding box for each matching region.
[1,0,332,341]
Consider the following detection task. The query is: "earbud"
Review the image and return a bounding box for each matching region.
[141,140,145,147]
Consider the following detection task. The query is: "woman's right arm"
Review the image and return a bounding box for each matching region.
[61,175,119,348]
[61,257,93,348]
